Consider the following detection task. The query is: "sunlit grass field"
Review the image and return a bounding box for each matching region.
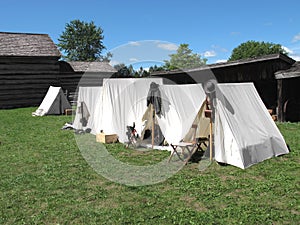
[0,108,299,224]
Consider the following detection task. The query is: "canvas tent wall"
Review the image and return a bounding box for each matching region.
[73,86,103,133]
[214,83,289,169]
[73,79,289,169]
[151,84,209,144]
[73,78,164,138]
[32,86,71,116]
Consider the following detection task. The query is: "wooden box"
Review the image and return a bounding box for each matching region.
[204,109,212,118]
[65,109,74,115]
[96,133,118,144]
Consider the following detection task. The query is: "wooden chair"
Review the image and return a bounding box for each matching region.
[168,124,205,164]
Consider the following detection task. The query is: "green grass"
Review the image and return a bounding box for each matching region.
[0,108,299,224]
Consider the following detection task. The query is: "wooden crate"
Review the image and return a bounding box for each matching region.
[96,133,118,144]
[204,109,212,118]
[65,109,74,115]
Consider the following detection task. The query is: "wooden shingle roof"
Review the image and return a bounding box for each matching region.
[275,61,300,79]
[0,32,61,57]
[68,61,116,73]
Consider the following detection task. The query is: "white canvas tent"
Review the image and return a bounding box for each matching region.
[214,83,289,168]
[73,86,103,132]
[32,86,71,116]
[73,79,289,169]
[73,78,164,138]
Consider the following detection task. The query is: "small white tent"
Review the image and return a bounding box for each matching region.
[32,86,71,116]
[73,79,289,169]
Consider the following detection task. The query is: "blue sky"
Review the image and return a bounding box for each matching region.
[1,0,300,66]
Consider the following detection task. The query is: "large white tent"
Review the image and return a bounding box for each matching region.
[73,86,103,132]
[74,78,164,138]
[32,86,71,116]
[214,83,289,168]
[73,79,289,169]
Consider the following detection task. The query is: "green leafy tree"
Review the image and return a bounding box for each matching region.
[229,40,288,61]
[113,63,130,77]
[164,44,207,70]
[113,64,137,77]
[149,65,166,73]
[113,64,150,78]
[58,19,108,61]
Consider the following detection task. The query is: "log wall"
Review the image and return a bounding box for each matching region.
[0,57,115,109]
[0,56,60,109]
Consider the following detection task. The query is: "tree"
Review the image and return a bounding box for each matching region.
[113,64,137,77]
[113,64,150,78]
[164,44,207,70]
[58,19,108,61]
[149,65,166,73]
[228,40,288,61]
[137,66,150,77]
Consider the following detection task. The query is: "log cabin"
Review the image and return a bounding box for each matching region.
[0,32,116,109]
[0,32,61,109]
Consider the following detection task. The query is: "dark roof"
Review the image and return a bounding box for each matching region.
[0,32,61,57]
[68,61,117,73]
[275,61,300,79]
[151,53,295,76]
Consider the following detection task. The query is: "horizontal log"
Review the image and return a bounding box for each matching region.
[0,79,59,85]
[59,79,81,84]
[0,76,58,82]
[0,63,59,71]
[0,94,44,101]
[58,74,83,79]
[0,98,41,107]
[0,74,59,80]
[0,83,59,90]
[0,103,38,109]
[0,70,59,75]
[0,89,47,96]
[0,56,59,64]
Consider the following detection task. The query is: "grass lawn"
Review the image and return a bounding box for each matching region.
[0,107,299,224]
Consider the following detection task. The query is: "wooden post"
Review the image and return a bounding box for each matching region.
[152,104,155,148]
[277,79,284,122]
[81,101,84,127]
[209,118,213,161]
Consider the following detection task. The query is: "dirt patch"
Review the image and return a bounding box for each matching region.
[180,195,208,212]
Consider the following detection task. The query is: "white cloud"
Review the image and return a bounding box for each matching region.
[129,58,139,62]
[230,31,241,36]
[282,46,294,54]
[203,50,216,57]
[263,22,273,26]
[211,45,228,53]
[157,43,178,51]
[290,54,300,61]
[215,59,227,63]
[282,45,300,61]
[292,33,300,43]
[128,41,141,46]
[109,60,120,66]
